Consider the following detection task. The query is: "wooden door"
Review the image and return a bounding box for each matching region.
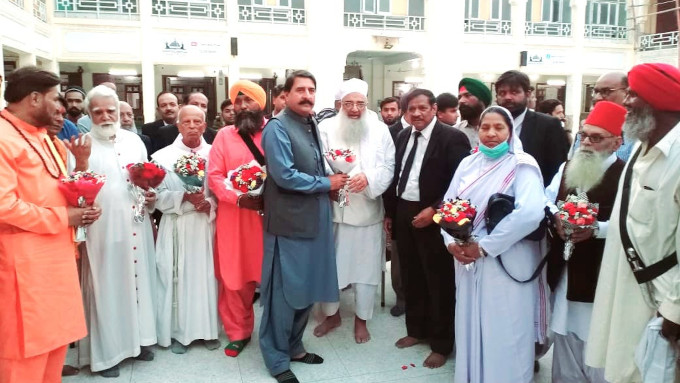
[163,76,217,126]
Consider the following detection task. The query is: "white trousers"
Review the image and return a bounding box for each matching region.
[321,283,377,320]
[553,332,608,383]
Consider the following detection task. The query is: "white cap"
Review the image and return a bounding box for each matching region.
[339,78,368,100]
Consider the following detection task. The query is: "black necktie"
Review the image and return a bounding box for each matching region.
[397,131,421,197]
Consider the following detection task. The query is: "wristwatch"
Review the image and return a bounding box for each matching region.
[478,246,488,259]
[592,222,600,238]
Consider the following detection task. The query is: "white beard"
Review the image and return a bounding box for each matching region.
[90,121,120,141]
[622,103,655,143]
[565,149,609,191]
[337,110,368,147]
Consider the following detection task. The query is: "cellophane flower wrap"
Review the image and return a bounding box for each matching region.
[225,159,267,196]
[126,161,166,223]
[557,193,599,261]
[58,171,106,241]
[174,153,207,194]
[324,148,357,207]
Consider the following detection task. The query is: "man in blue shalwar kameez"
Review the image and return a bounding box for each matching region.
[259,70,349,383]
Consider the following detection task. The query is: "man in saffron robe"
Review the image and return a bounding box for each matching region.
[208,80,268,357]
[0,66,99,383]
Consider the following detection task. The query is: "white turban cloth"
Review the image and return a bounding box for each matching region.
[339,78,368,100]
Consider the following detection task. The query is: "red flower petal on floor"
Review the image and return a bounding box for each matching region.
[401,365,407,370]
[410,363,416,367]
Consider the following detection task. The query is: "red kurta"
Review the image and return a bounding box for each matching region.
[0,110,86,360]
[208,127,264,290]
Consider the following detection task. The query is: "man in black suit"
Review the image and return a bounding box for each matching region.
[496,70,569,186]
[141,91,179,151]
[384,88,470,369]
[154,92,211,152]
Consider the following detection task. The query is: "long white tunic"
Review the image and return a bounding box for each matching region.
[319,112,395,286]
[586,124,680,383]
[78,129,157,372]
[545,154,615,341]
[442,152,546,383]
[151,136,218,347]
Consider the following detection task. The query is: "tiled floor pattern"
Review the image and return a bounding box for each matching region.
[64,264,553,383]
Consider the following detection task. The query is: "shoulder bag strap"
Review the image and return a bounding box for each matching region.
[238,131,266,166]
[619,147,677,284]
[497,241,550,284]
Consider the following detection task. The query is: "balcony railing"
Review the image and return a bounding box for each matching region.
[239,5,305,25]
[464,19,511,35]
[584,24,627,40]
[9,0,24,8]
[55,0,139,19]
[525,21,571,37]
[344,12,424,31]
[34,0,47,21]
[152,0,225,20]
[638,31,679,51]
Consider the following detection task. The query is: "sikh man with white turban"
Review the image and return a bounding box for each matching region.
[314,78,396,343]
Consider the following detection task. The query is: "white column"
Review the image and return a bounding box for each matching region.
[306,0,346,111]
[18,52,37,67]
[422,0,464,94]
[509,0,528,41]
[139,0,156,123]
[566,73,583,133]
[566,0,587,129]
[370,58,385,108]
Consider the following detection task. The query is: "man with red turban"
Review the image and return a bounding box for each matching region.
[208,79,267,357]
[545,100,627,383]
[586,63,680,382]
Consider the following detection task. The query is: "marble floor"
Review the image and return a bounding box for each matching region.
[64,264,553,383]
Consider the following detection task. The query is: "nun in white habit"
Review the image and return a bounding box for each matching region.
[442,106,549,383]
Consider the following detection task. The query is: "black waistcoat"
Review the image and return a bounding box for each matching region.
[546,158,625,302]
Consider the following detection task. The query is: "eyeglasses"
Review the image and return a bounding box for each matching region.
[591,87,626,97]
[578,131,615,144]
[342,101,367,110]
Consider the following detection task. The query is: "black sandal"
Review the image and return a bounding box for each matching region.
[291,353,323,364]
[274,369,299,383]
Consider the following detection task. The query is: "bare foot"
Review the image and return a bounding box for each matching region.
[313,312,341,337]
[423,352,447,368]
[395,336,420,348]
[354,316,370,343]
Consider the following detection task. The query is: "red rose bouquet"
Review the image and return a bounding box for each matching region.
[126,161,166,223]
[557,194,599,260]
[174,153,207,193]
[433,198,478,270]
[324,148,357,207]
[433,198,477,242]
[58,171,106,241]
[225,159,266,196]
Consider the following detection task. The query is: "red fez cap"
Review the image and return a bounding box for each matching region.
[628,63,680,112]
[584,101,626,136]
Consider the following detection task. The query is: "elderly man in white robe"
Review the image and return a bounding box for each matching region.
[313,79,395,343]
[152,105,220,354]
[77,85,157,378]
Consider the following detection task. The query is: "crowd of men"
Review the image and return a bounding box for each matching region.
[0,61,679,383]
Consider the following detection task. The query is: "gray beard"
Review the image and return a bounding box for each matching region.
[622,104,655,143]
[337,111,368,147]
[565,149,609,191]
[90,122,120,141]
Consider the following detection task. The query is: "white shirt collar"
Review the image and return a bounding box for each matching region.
[648,121,680,157]
[413,117,437,141]
[401,116,410,129]
[513,108,528,127]
[174,134,209,154]
[602,152,617,170]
